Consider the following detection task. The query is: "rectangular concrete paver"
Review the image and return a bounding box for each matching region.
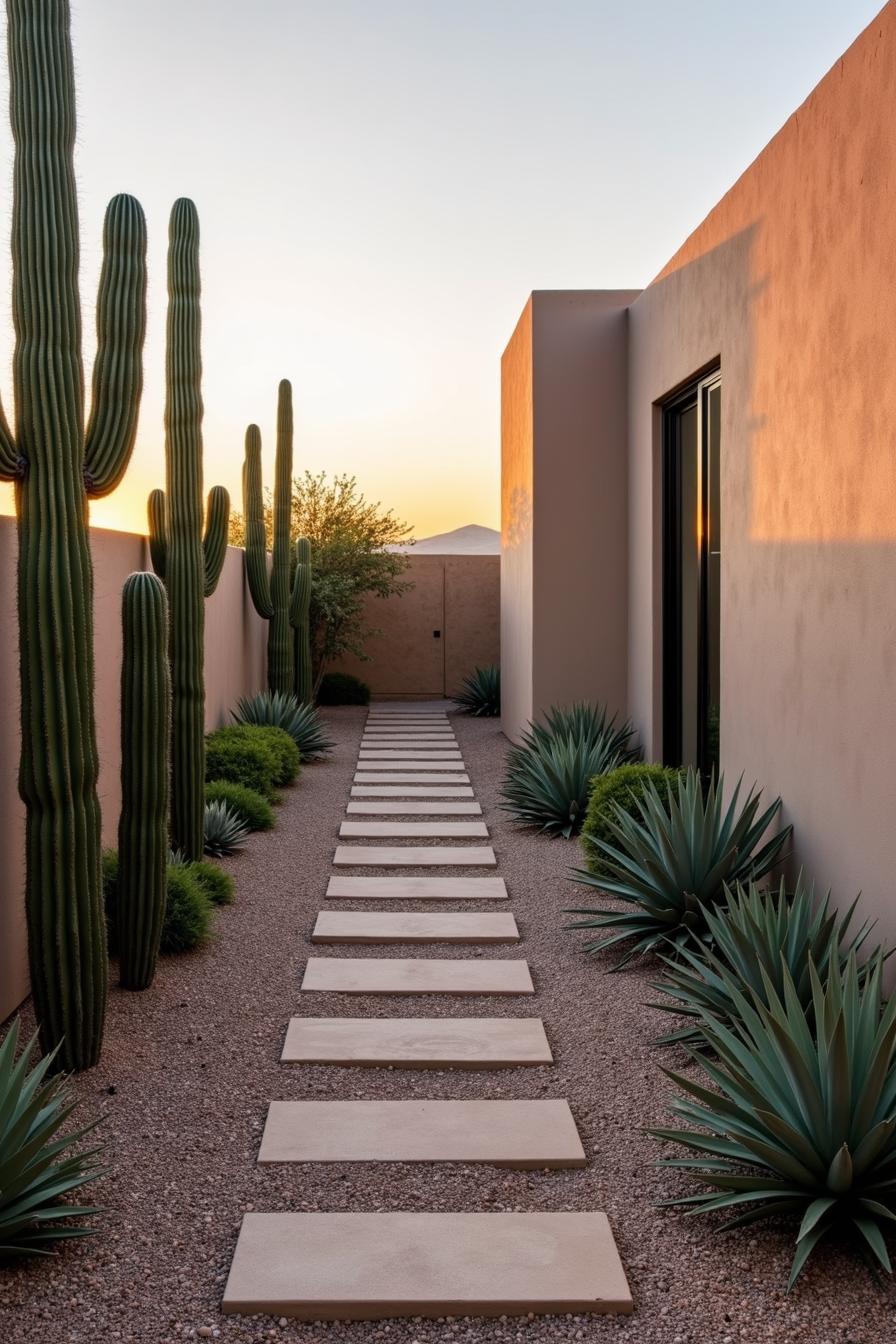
[339,821,489,838]
[351,785,475,797]
[311,911,519,944]
[354,774,471,785]
[361,740,457,748]
[258,1099,583,1166]
[347,801,482,815]
[355,762,469,772]
[333,845,496,867]
[359,752,464,762]
[301,957,533,995]
[281,1015,551,1066]
[222,1211,632,1319]
[362,728,456,735]
[326,876,508,900]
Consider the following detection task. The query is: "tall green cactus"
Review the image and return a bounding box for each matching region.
[148,199,229,860]
[243,380,305,694]
[292,536,313,704]
[117,574,170,991]
[0,0,147,1069]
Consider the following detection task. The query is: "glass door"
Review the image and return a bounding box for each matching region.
[662,371,721,775]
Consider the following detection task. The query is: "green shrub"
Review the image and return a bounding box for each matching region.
[234,690,334,760]
[160,864,212,953]
[206,780,275,831]
[203,800,251,857]
[0,1018,105,1255]
[566,770,791,967]
[581,764,681,878]
[317,672,370,705]
[205,726,278,799]
[105,851,212,956]
[453,665,500,717]
[233,724,299,786]
[650,874,877,1047]
[653,952,896,1288]
[189,858,235,906]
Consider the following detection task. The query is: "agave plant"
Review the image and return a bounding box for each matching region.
[566,770,791,966]
[527,702,639,762]
[0,1020,104,1256]
[652,953,896,1288]
[234,690,334,761]
[651,875,878,1046]
[453,665,500,717]
[501,731,624,837]
[203,800,251,857]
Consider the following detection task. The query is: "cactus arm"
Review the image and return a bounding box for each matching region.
[291,536,313,703]
[83,194,148,496]
[147,488,168,580]
[202,484,230,597]
[241,423,273,618]
[290,558,311,626]
[0,396,17,478]
[117,572,169,991]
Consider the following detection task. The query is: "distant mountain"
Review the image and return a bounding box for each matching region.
[394,524,501,555]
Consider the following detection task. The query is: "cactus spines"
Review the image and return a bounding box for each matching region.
[117,573,170,991]
[292,536,313,704]
[0,0,147,1069]
[148,199,229,860]
[242,379,305,694]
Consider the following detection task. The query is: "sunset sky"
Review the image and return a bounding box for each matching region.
[0,0,883,538]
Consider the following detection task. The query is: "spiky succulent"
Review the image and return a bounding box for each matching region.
[0,1019,104,1256]
[647,870,881,1048]
[203,800,250,857]
[650,875,878,1046]
[453,665,500,717]
[566,770,791,966]
[233,690,334,761]
[653,953,896,1288]
[501,730,625,838]
[528,702,639,761]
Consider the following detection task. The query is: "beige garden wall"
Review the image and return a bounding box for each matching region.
[500,290,639,742]
[626,6,896,932]
[328,553,500,699]
[0,516,267,1022]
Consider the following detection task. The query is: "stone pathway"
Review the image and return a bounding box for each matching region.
[223,703,632,1322]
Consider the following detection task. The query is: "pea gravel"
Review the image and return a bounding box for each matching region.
[2,708,895,1343]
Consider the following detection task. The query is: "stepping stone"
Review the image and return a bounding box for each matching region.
[347,801,482,815]
[356,761,468,772]
[361,739,457,747]
[363,727,455,734]
[281,1015,551,1066]
[359,752,464,761]
[310,911,520,944]
[258,1099,583,1166]
[326,876,508,900]
[351,785,475,798]
[333,845,496,867]
[339,821,488,838]
[300,957,534,995]
[355,773,471,785]
[222,1211,632,1319]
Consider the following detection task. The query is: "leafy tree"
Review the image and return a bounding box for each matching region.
[230,471,412,690]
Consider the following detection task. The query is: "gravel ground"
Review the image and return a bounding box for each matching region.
[2,708,895,1344]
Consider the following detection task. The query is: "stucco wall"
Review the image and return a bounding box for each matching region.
[0,517,267,1021]
[329,553,500,699]
[500,291,639,742]
[626,6,896,930]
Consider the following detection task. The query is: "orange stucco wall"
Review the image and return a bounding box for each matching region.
[0,517,267,1022]
[627,3,896,931]
[501,291,639,741]
[328,553,500,699]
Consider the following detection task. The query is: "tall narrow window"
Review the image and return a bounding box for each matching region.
[662,370,721,775]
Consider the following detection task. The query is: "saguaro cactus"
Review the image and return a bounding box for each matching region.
[148,199,229,860]
[243,380,305,694]
[0,0,147,1069]
[292,537,313,704]
[117,573,170,991]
